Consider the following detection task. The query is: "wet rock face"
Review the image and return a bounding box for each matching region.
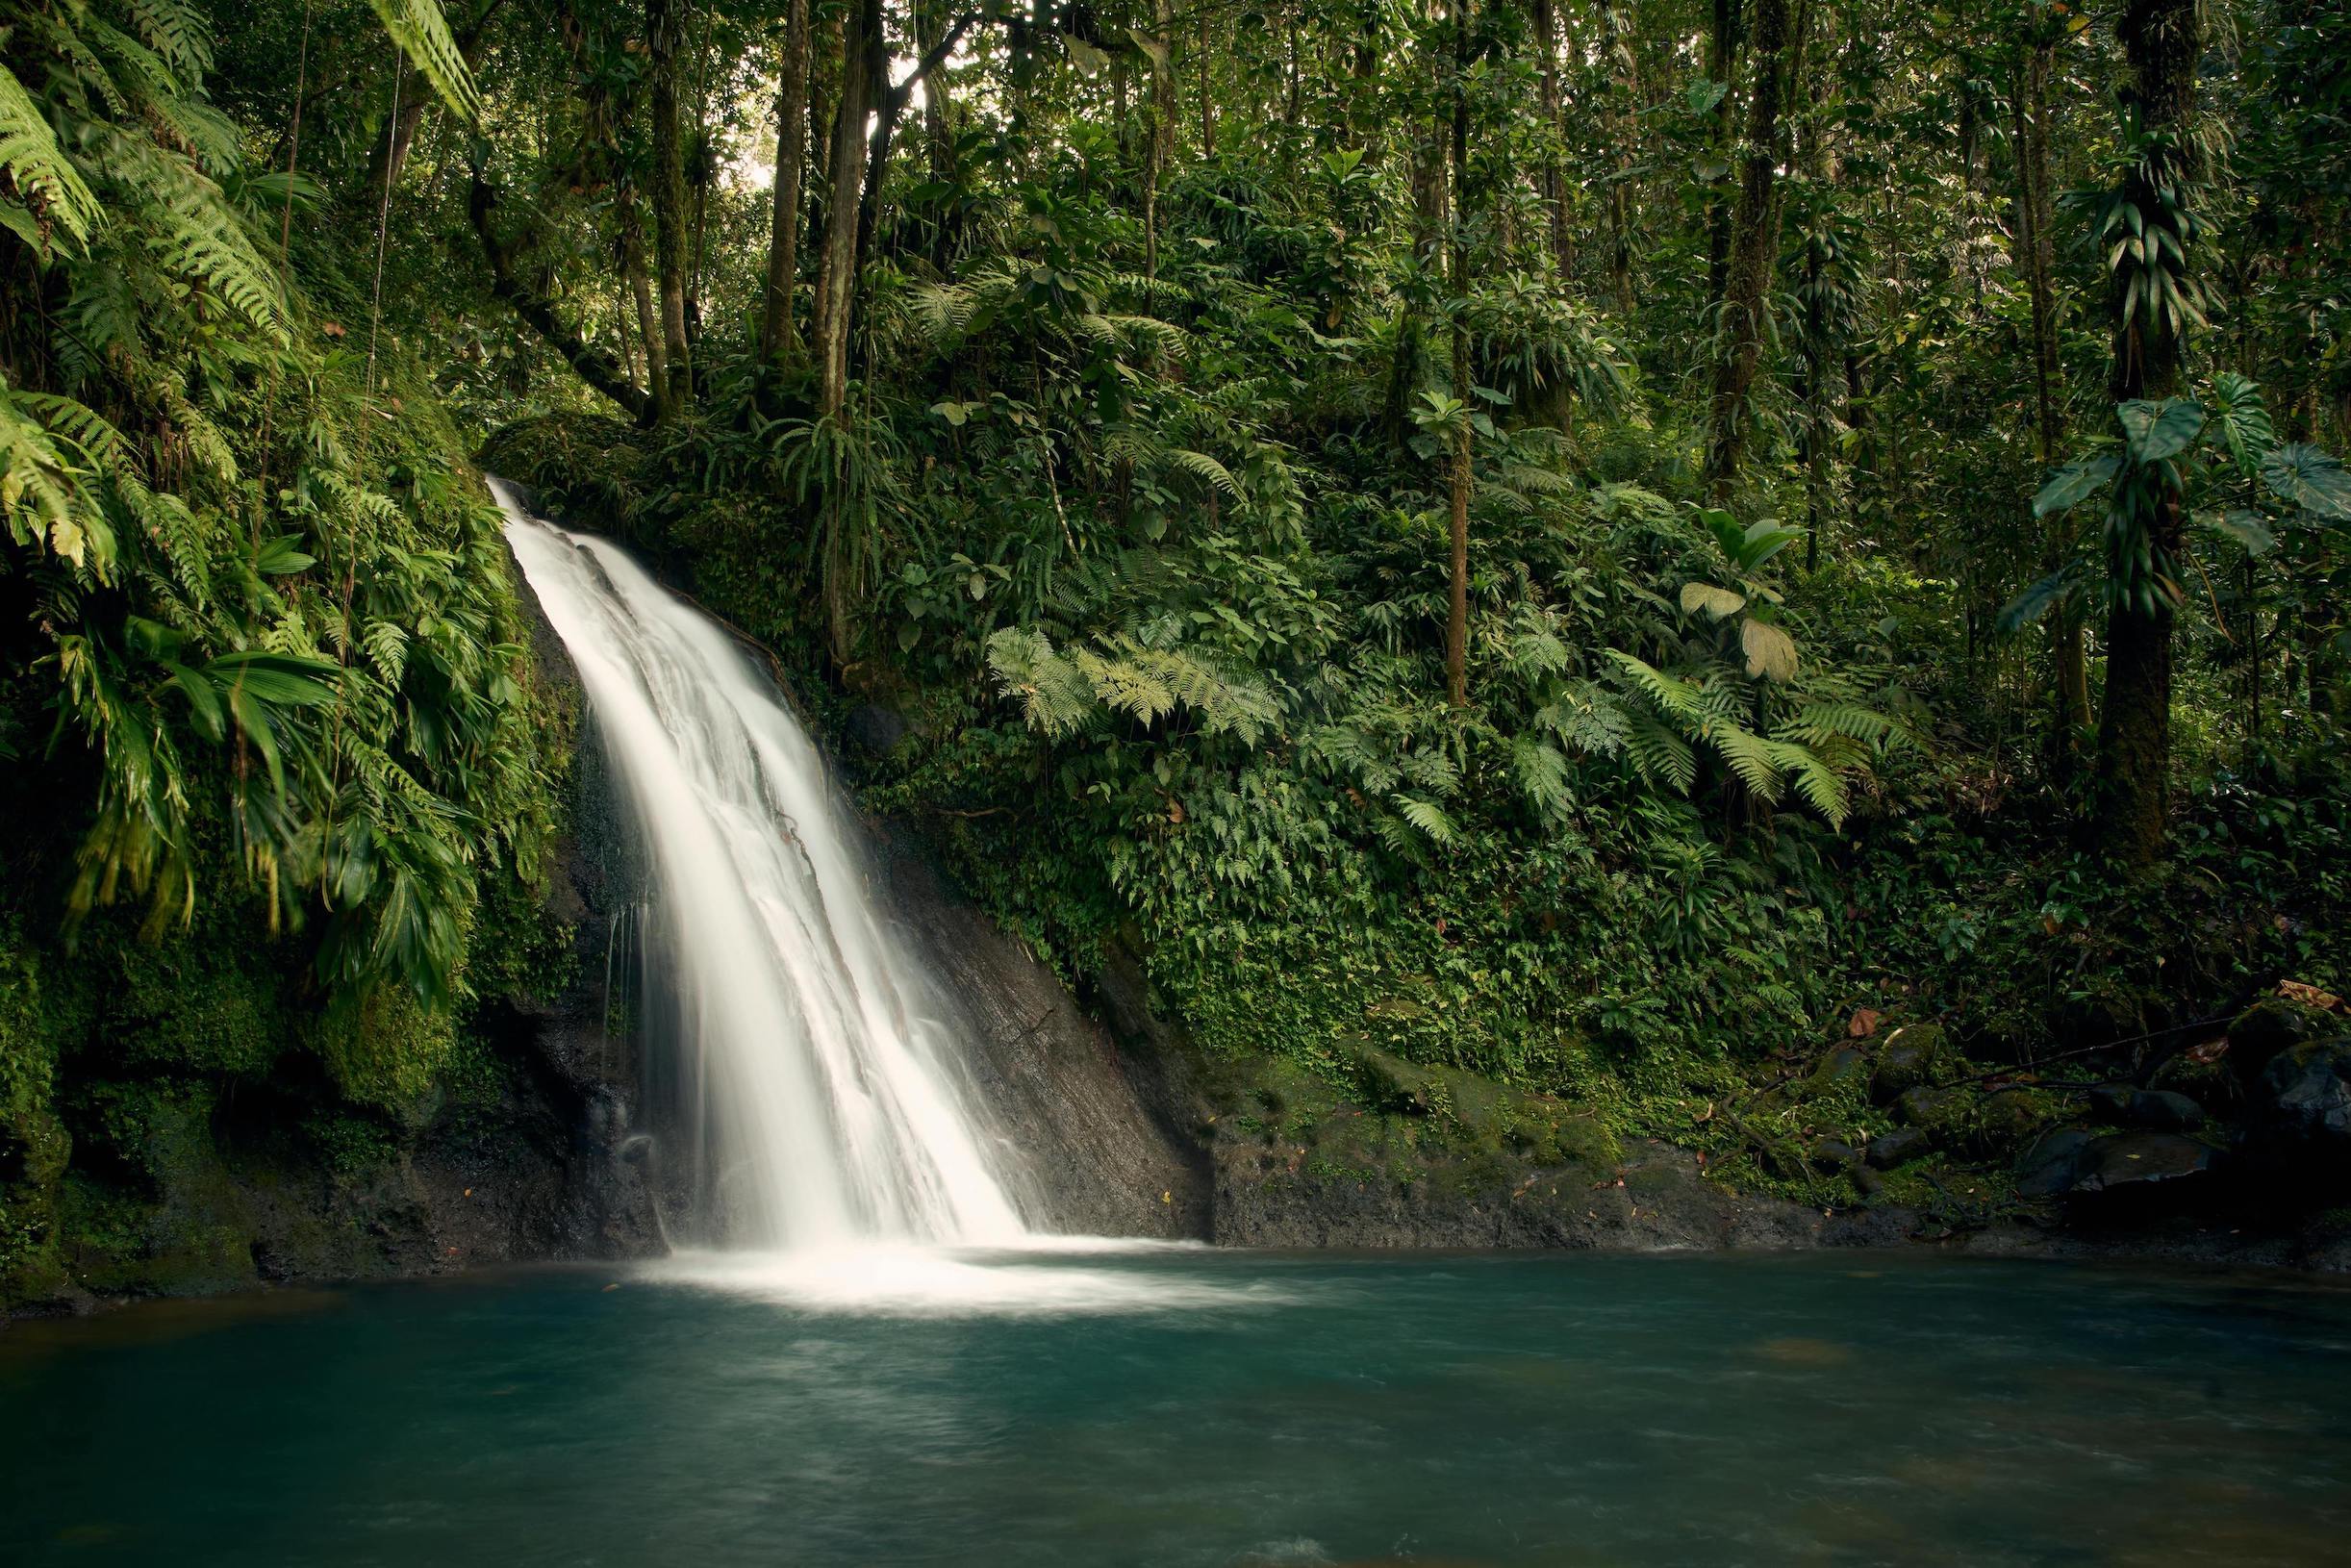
[1205,1137,1915,1252]
[872,830,1210,1241]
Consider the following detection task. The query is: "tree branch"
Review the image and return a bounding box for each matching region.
[467,172,650,424]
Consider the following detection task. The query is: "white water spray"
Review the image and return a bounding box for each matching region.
[495,482,1029,1252]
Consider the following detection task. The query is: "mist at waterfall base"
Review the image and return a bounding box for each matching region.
[498,484,1212,1313]
[11,1252,2351,1566]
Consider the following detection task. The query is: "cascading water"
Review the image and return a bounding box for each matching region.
[493,481,1031,1254]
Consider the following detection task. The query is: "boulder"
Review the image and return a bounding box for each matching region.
[1895,1085,1959,1127]
[2071,1130,2213,1194]
[1803,1046,1870,1098]
[1870,1024,1944,1103]
[1865,1125,1933,1170]
[1808,1136,1859,1172]
[2016,1129,2095,1198]
[2228,997,2338,1082]
[1972,1088,2048,1151]
[2018,1127,2212,1200]
[2088,1084,2204,1129]
[2241,1039,2351,1195]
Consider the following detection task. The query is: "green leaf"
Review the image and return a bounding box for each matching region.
[2206,372,2275,479]
[2200,509,2275,556]
[366,0,483,122]
[253,535,316,574]
[1997,567,2080,633]
[2034,454,2120,518]
[2117,397,2205,462]
[2260,443,2351,521]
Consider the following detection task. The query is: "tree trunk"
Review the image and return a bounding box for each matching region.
[1144,0,1176,278]
[811,0,878,419]
[1532,0,1574,279]
[1705,0,1741,308]
[760,0,811,364]
[646,0,694,414]
[1445,0,1474,709]
[917,0,954,266]
[2012,33,2089,749]
[1702,0,1802,499]
[2092,0,2200,865]
[619,189,666,419]
[1198,5,1216,157]
[1605,0,1639,315]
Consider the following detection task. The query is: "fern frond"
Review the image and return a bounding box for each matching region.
[0,63,103,249]
[367,0,483,122]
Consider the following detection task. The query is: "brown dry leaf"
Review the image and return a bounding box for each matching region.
[2185,1036,2231,1066]
[1847,1006,1882,1039]
[2280,979,2345,1013]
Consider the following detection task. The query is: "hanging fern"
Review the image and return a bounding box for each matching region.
[367,0,483,123]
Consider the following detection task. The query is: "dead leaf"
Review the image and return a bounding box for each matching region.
[1847,1006,1882,1039]
[2280,979,2344,1012]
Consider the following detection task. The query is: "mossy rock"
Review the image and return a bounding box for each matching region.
[1797,1045,1870,1100]
[1869,1024,1946,1103]
[2228,997,2340,1082]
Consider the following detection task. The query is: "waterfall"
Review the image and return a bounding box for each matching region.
[495,482,1030,1252]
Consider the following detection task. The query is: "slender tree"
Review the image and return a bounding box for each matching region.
[761,0,813,364]
[646,0,695,413]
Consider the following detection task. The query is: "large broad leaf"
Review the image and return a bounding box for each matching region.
[1741,618,1799,681]
[2034,454,2120,518]
[1996,566,2080,633]
[1737,525,1802,571]
[2117,397,2206,462]
[2207,372,2275,479]
[1700,506,1745,565]
[1680,581,1746,620]
[2200,509,2276,556]
[2260,443,2351,521]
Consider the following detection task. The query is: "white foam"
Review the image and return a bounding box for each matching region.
[640,1244,1297,1318]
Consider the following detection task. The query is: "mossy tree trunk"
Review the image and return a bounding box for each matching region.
[1703,0,1805,500]
[760,0,811,366]
[646,0,695,416]
[2093,0,2201,866]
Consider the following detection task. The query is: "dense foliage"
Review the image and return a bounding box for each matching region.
[5,0,2351,1293]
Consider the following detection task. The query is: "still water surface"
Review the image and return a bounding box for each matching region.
[6,1248,2349,1566]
